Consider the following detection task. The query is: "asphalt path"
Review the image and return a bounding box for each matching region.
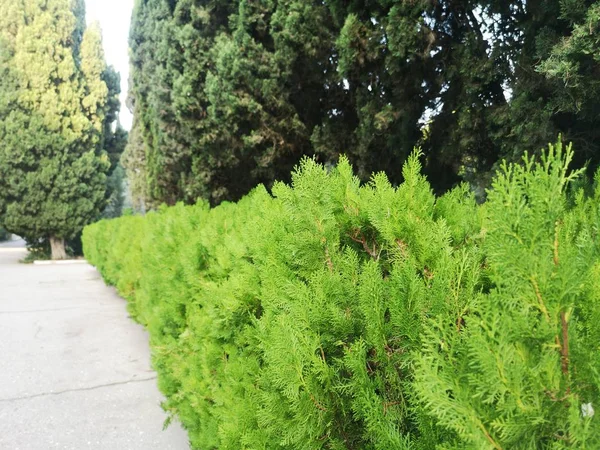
[0,241,190,449]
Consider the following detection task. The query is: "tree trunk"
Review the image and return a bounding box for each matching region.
[50,236,67,260]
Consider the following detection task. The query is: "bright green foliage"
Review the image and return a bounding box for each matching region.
[243,152,481,449]
[81,22,109,136]
[84,192,270,447]
[81,24,128,219]
[414,143,600,448]
[0,1,120,248]
[84,146,600,448]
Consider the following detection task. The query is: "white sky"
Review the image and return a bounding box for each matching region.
[85,0,135,130]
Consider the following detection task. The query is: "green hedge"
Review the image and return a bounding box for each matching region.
[83,146,600,449]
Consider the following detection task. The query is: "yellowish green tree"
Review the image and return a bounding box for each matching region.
[0,0,113,259]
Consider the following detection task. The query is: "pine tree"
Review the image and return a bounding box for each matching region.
[0,0,111,259]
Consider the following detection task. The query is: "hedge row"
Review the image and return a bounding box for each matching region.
[83,145,600,449]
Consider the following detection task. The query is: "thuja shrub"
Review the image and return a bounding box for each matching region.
[414,144,600,448]
[241,153,484,449]
[86,192,270,448]
[83,145,600,449]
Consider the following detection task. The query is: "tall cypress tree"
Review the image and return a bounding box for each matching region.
[101,66,128,218]
[128,0,236,205]
[0,0,113,259]
[127,0,600,206]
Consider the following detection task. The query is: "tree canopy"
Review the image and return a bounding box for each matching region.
[126,0,600,206]
[0,0,125,258]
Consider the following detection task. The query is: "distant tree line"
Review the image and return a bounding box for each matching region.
[125,0,600,207]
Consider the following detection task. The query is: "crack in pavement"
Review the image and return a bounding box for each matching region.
[0,376,158,403]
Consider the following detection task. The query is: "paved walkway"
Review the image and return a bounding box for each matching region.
[0,241,190,449]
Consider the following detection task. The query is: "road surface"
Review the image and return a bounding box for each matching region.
[0,241,190,449]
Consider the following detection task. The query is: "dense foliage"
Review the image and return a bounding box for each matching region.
[0,225,8,242]
[84,144,600,448]
[126,0,600,206]
[102,66,129,219]
[0,0,125,258]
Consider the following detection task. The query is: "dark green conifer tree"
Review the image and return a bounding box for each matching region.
[101,67,128,218]
[127,0,600,205]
